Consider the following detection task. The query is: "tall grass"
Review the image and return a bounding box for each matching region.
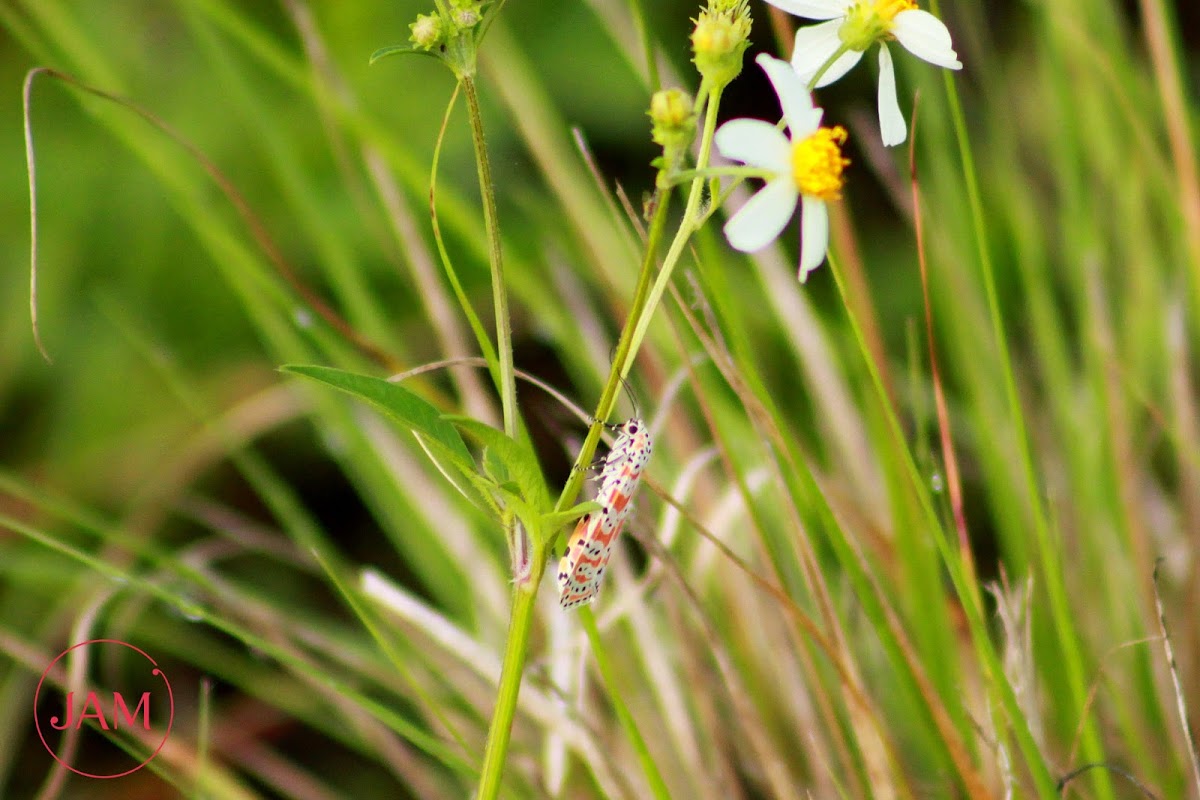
[1,0,1198,798]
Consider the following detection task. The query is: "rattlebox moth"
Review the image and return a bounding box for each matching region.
[557,418,653,609]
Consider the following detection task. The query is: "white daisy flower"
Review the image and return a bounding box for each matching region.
[715,53,850,281]
[766,0,963,146]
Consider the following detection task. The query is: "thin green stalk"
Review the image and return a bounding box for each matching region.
[197,677,212,797]
[477,64,725,800]
[580,609,672,800]
[524,83,732,800]
[625,83,724,365]
[430,82,502,382]
[807,42,851,90]
[556,191,673,513]
[627,0,659,91]
[672,165,771,183]
[466,58,536,800]
[475,555,543,800]
[473,193,671,800]
[462,75,517,438]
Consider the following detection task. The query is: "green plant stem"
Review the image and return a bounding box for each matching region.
[555,190,673,512]
[473,184,672,800]
[476,73,726,800]
[476,556,543,799]
[671,165,772,183]
[197,677,212,796]
[465,65,528,800]
[628,0,659,92]
[580,609,672,800]
[625,83,723,364]
[430,83,502,383]
[520,81,728,800]
[808,42,852,90]
[896,3,1108,789]
[462,75,517,439]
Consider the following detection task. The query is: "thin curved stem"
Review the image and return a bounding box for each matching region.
[462,75,517,438]
[625,83,724,366]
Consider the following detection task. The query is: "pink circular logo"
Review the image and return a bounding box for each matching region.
[34,639,174,779]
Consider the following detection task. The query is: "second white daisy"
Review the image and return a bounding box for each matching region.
[767,0,963,146]
[715,53,850,281]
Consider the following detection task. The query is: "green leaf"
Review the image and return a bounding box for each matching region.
[482,446,509,485]
[541,501,601,537]
[282,366,506,517]
[492,483,542,543]
[413,434,502,518]
[369,43,440,64]
[443,416,551,515]
[281,365,474,468]
[495,480,521,496]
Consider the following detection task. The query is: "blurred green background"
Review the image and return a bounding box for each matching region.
[3,0,1200,798]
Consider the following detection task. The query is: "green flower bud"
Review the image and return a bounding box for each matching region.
[447,0,484,29]
[649,88,696,150]
[409,13,445,50]
[453,7,481,28]
[691,0,752,87]
[649,88,696,183]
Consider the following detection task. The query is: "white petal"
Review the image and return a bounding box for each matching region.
[755,54,821,137]
[715,118,792,172]
[791,21,864,88]
[761,0,851,20]
[877,44,907,146]
[724,179,800,253]
[790,107,826,140]
[892,10,962,70]
[797,197,829,280]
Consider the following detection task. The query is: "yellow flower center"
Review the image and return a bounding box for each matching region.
[840,0,916,49]
[868,0,917,23]
[791,126,850,200]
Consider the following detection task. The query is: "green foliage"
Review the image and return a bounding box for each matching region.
[369,43,439,63]
[2,0,1199,799]
[443,415,551,537]
[283,365,473,465]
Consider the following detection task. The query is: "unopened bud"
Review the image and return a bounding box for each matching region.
[409,13,445,50]
[453,8,481,28]
[691,1,752,87]
[650,89,696,149]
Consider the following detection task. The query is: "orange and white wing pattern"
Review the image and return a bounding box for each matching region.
[557,419,653,609]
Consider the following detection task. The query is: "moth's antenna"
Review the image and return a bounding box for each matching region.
[617,372,641,419]
[605,341,640,420]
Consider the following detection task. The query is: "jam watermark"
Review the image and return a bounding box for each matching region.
[33,639,174,779]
